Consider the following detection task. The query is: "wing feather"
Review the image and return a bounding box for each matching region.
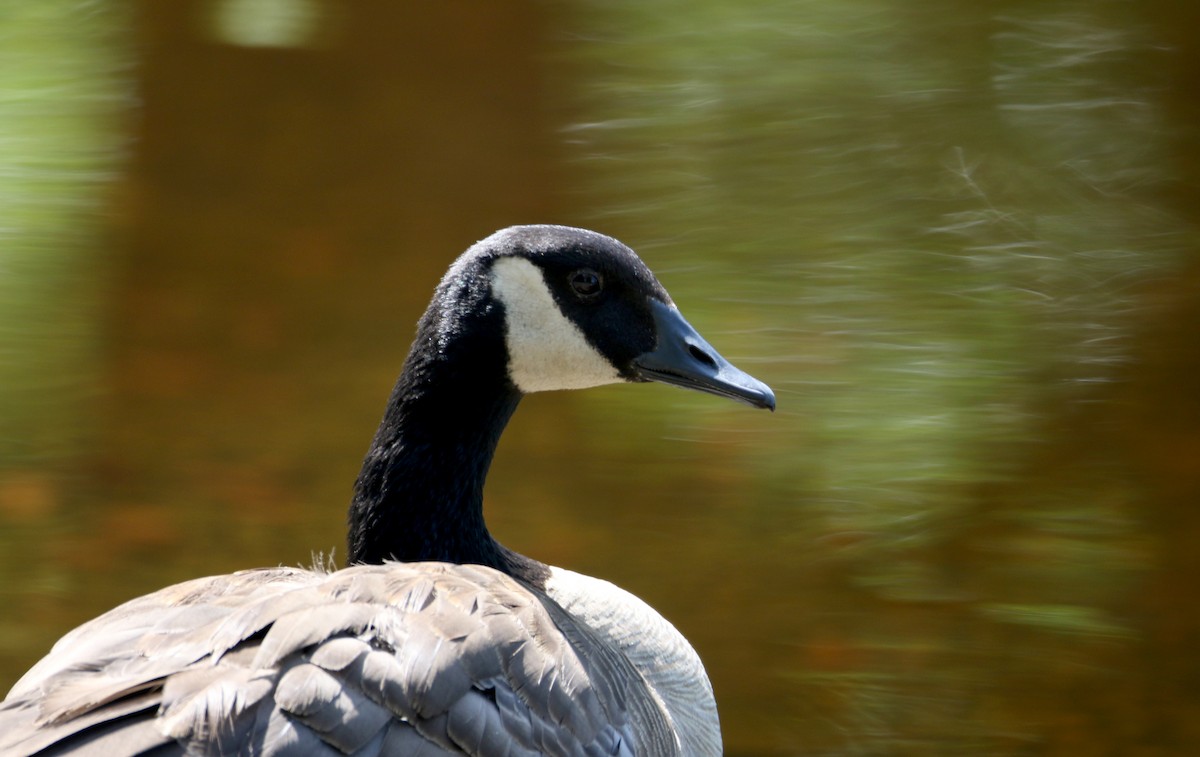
[0,562,674,756]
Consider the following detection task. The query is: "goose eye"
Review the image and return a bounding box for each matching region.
[569,269,603,299]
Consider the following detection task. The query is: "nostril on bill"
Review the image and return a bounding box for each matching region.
[687,343,718,369]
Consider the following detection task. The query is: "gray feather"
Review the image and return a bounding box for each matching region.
[0,563,680,756]
[274,663,392,753]
[378,721,460,757]
[253,603,378,669]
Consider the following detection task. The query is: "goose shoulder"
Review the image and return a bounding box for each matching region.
[544,567,722,757]
[1,562,684,756]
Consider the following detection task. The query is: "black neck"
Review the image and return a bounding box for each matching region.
[347,294,548,585]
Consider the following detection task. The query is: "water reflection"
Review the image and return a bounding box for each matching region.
[560,2,1194,752]
[2,1,1198,755]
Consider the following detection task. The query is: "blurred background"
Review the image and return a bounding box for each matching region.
[1,1,1198,754]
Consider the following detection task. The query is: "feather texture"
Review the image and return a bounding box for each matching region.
[0,563,673,756]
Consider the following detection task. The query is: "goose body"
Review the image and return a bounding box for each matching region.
[0,225,774,756]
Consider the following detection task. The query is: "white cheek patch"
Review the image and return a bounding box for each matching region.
[490,256,621,393]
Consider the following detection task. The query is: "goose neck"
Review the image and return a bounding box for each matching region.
[347,339,521,569]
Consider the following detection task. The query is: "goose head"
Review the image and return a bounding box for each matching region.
[482,225,775,407]
[349,224,773,570]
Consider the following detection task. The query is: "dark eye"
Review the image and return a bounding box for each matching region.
[569,269,603,299]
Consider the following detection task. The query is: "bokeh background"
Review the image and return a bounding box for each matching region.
[2,1,1199,754]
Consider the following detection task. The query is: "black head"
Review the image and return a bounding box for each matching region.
[348,225,773,569]
[476,225,775,409]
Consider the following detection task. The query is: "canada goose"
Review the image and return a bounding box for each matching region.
[0,225,774,756]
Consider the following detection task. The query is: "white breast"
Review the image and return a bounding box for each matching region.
[544,566,723,757]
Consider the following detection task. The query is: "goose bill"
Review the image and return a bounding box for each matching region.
[632,299,776,411]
